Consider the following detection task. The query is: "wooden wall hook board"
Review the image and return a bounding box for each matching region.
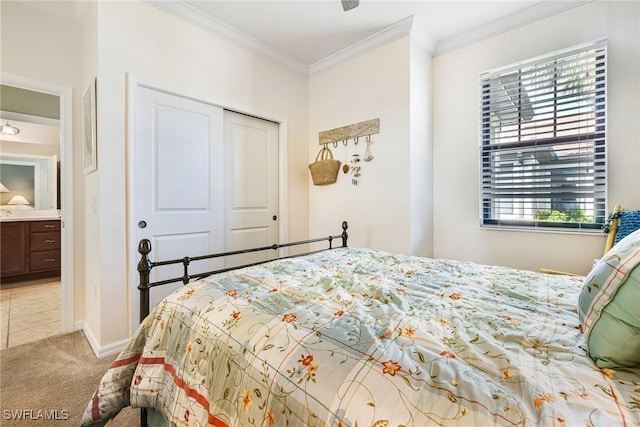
[318,118,380,146]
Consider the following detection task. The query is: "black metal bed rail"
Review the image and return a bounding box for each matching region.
[137,221,348,321]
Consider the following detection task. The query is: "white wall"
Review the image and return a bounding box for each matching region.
[433,1,640,275]
[1,1,85,322]
[309,35,433,256]
[87,1,310,348]
[309,37,413,253]
[82,1,100,345]
[410,38,433,257]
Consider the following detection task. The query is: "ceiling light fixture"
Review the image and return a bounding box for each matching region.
[341,0,359,12]
[0,121,20,135]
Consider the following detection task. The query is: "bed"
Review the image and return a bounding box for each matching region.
[82,223,640,426]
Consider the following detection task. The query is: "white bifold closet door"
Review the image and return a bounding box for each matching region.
[223,110,279,268]
[131,86,279,330]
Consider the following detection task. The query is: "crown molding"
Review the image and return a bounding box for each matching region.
[433,0,591,56]
[309,16,414,76]
[146,0,309,76]
[146,1,413,77]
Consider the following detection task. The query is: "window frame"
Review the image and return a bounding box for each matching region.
[479,39,607,232]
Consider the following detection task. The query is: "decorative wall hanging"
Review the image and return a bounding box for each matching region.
[342,146,350,174]
[83,77,97,174]
[317,118,380,187]
[309,146,341,186]
[318,118,380,147]
[363,138,374,162]
[350,154,361,186]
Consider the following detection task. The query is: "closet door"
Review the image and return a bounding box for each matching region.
[131,86,224,327]
[224,111,279,267]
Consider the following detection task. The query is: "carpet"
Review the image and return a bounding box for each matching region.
[0,330,138,426]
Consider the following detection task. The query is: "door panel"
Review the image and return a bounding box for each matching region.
[131,87,223,328]
[0,222,26,276]
[131,90,280,332]
[229,130,269,209]
[149,232,214,308]
[226,226,271,266]
[224,111,279,267]
[155,106,211,211]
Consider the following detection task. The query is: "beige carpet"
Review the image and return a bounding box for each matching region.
[0,330,138,426]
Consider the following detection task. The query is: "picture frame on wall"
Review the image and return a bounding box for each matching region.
[83,77,97,174]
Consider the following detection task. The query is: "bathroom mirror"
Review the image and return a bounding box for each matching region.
[0,154,58,210]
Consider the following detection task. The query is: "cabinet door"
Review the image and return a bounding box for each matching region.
[1,222,27,276]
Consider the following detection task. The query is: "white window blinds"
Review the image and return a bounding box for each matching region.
[480,39,607,230]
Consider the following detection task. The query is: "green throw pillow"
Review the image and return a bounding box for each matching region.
[577,229,640,368]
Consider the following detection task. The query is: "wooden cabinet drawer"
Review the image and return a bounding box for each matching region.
[29,221,61,233]
[29,251,61,271]
[30,232,61,252]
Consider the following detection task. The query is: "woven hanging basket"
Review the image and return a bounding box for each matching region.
[309,147,341,186]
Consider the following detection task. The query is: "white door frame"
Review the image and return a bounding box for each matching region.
[1,72,74,333]
[126,75,288,333]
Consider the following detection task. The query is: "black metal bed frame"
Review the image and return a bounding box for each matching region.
[138,221,349,322]
[135,221,347,426]
[137,221,348,320]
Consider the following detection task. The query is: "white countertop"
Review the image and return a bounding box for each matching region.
[0,209,61,222]
[0,216,61,222]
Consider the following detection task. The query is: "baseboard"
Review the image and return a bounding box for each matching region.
[80,322,128,358]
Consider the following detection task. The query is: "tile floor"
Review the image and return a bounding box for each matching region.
[0,277,61,349]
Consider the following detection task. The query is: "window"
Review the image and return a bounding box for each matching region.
[480,39,606,230]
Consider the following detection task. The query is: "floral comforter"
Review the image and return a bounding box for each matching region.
[82,247,640,426]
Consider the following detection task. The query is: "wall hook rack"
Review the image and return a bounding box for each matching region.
[319,118,380,147]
